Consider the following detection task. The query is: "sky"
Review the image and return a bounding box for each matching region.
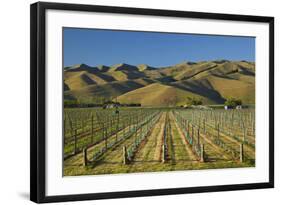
[63,28,255,68]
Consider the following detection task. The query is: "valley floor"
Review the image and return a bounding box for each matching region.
[63,109,255,176]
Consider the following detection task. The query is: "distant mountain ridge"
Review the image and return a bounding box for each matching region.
[64,60,255,106]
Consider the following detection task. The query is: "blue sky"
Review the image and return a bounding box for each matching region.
[63,28,255,67]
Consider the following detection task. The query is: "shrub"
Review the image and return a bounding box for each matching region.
[186,97,203,106]
[224,97,242,107]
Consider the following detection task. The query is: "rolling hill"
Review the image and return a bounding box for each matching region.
[118,83,213,107]
[64,60,255,106]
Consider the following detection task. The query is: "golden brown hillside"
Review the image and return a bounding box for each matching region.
[64,60,255,106]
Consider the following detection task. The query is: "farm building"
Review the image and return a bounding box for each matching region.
[224,105,234,110]
[103,102,119,109]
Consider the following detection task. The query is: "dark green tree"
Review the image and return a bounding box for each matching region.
[224,97,242,107]
[186,97,203,106]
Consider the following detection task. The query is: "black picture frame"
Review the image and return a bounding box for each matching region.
[30,1,274,203]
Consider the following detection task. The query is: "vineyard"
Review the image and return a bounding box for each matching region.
[63,107,255,176]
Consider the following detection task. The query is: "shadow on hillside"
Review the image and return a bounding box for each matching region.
[238,66,255,76]
[123,70,147,79]
[92,71,116,82]
[171,80,225,104]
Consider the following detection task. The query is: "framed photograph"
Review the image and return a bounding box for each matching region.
[30,2,274,203]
